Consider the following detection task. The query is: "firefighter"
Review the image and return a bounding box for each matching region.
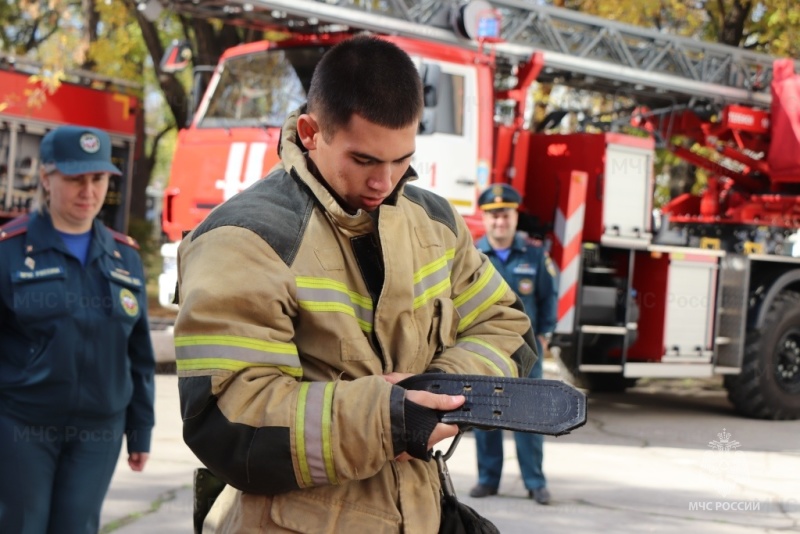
[0,126,155,533]
[469,183,558,505]
[174,36,536,533]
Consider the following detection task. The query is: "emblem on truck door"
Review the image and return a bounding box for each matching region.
[215,142,268,201]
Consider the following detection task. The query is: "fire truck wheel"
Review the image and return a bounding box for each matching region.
[552,344,637,392]
[725,290,800,420]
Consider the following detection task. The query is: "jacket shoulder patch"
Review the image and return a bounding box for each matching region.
[402,185,457,237]
[0,215,30,242]
[191,168,314,266]
[108,228,140,250]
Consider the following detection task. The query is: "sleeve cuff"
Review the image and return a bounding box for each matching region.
[389,385,406,458]
[126,427,153,454]
[402,399,440,461]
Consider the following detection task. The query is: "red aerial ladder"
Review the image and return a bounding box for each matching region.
[155,0,800,420]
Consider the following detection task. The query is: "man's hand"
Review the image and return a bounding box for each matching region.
[383,373,465,461]
[537,335,550,355]
[128,452,149,472]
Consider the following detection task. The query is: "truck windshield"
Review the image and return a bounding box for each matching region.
[200,46,326,128]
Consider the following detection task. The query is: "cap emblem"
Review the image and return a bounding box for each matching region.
[80,133,101,154]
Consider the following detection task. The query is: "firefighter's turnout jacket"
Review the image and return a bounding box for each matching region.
[174,109,537,533]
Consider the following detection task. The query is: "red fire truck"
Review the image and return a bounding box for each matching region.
[0,55,142,232]
[158,0,800,420]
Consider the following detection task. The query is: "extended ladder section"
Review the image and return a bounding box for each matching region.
[164,0,793,106]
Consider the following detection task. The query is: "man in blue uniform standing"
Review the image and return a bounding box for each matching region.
[469,183,558,505]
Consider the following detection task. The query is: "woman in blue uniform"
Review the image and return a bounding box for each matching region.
[0,126,156,533]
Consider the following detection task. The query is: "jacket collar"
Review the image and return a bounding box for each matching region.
[278,108,418,231]
[26,211,116,261]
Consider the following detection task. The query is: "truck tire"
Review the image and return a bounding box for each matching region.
[725,290,800,420]
[553,343,636,393]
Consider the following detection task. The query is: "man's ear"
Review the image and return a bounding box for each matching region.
[296,113,320,150]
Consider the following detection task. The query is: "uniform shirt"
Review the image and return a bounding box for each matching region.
[0,212,155,453]
[477,233,558,337]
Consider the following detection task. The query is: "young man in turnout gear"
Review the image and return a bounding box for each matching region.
[174,35,537,533]
[469,184,558,505]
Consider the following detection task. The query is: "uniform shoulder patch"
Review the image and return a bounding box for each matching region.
[402,185,458,237]
[545,256,557,277]
[0,215,30,242]
[108,228,140,250]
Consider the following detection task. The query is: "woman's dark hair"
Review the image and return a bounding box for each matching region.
[307,35,423,140]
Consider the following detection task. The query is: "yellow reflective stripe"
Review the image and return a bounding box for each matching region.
[458,282,508,332]
[453,264,509,332]
[458,336,517,377]
[453,263,496,308]
[176,359,303,376]
[174,335,302,374]
[412,249,455,309]
[296,276,373,333]
[470,355,504,376]
[295,382,338,488]
[175,335,298,354]
[413,278,451,310]
[298,301,372,333]
[413,249,455,284]
[296,276,373,309]
[295,383,313,488]
[321,383,338,485]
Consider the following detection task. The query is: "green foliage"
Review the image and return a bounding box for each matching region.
[88,0,147,81]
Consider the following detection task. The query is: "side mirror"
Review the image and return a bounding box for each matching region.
[160,40,193,74]
[421,63,441,108]
[418,63,442,135]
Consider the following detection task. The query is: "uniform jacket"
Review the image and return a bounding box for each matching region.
[476,233,558,338]
[0,212,155,452]
[174,109,537,533]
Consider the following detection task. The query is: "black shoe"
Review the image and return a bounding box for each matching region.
[529,487,551,505]
[469,484,498,498]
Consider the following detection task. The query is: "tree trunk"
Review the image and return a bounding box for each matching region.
[125,0,189,128]
[80,0,99,70]
[717,0,753,46]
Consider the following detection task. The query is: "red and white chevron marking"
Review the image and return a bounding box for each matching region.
[550,171,588,334]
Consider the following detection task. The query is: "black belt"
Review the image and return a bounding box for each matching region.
[397,373,587,436]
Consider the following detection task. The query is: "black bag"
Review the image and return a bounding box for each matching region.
[435,450,500,534]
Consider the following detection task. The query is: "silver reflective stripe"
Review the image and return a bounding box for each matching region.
[174,344,300,368]
[296,277,373,332]
[302,382,334,486]
[456,337,516,377]
[413,259,453,309]
[454,265,508,331]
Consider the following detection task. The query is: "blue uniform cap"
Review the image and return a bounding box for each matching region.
[40,125,122,176]
[478,183,522,212]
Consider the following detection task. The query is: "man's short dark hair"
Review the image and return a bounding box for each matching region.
[307,35,423,140]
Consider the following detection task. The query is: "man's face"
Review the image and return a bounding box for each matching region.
[481,208,518,247]
[301,113,417,213]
